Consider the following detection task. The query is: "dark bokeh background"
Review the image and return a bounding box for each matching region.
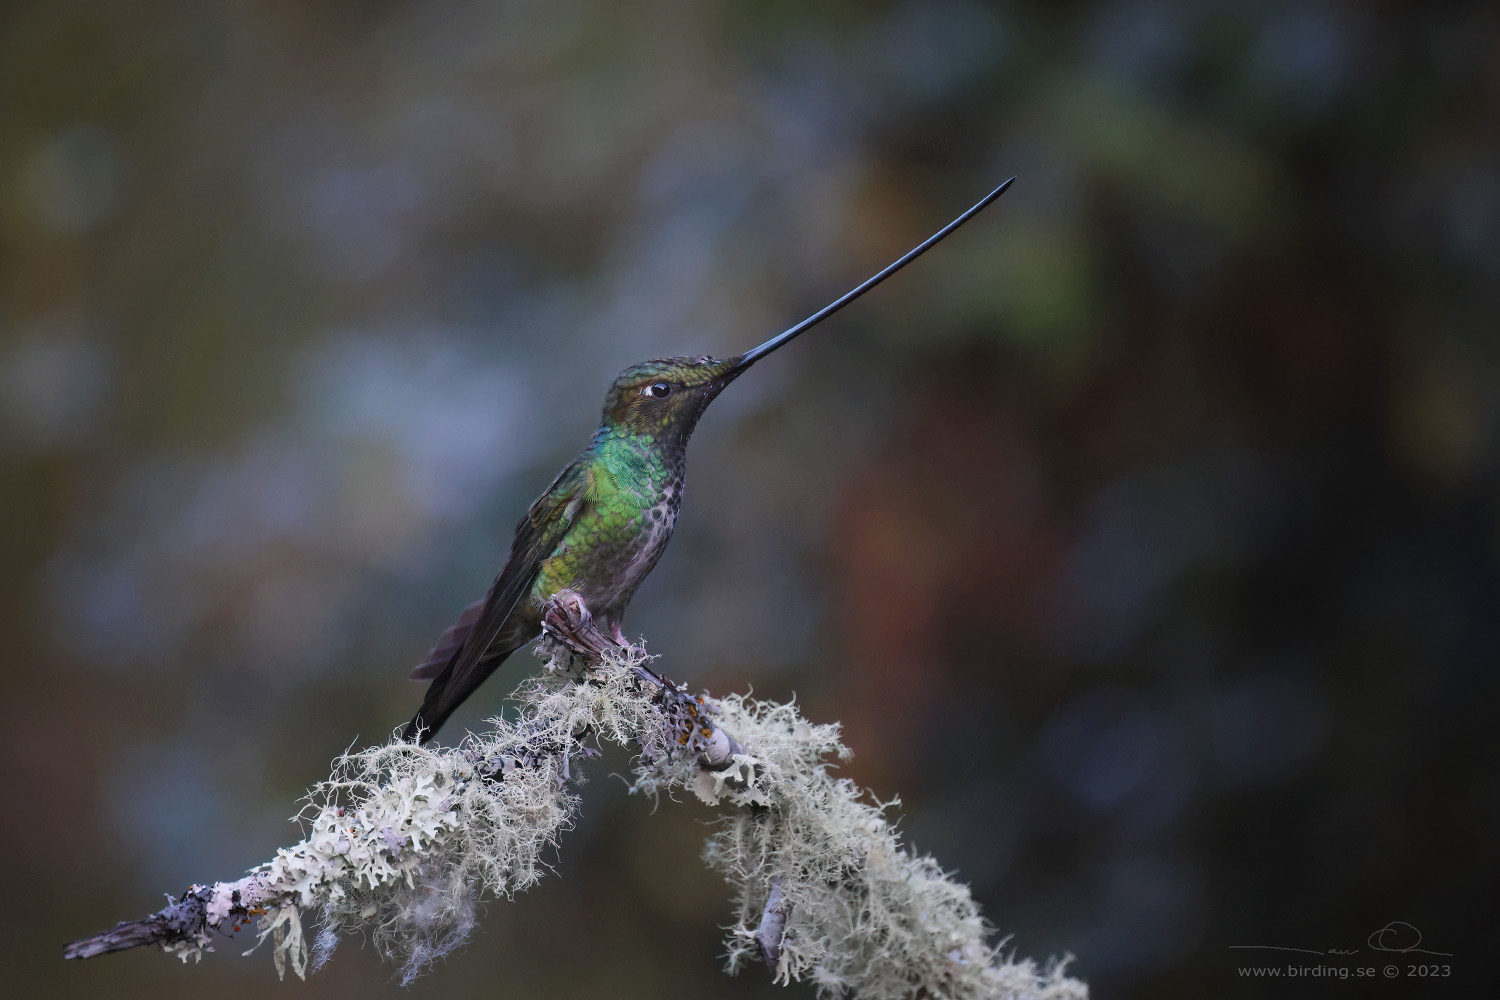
[4,1,1497,997]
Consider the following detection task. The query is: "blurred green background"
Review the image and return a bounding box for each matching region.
[4,1,1497,997]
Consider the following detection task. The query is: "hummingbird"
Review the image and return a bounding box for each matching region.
[402,179,1014,743]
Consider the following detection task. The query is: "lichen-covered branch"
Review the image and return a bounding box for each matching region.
[65,590,1087,999]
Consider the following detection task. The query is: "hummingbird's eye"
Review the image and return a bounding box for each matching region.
[648,382,671,398]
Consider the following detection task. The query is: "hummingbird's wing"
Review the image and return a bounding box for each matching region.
[402,460,595,742]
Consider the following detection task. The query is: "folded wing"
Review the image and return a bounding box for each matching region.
[401,460,593,743]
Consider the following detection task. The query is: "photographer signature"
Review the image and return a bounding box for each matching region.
[1228,921,1452,957]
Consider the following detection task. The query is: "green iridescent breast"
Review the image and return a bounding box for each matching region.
[530,433,680,615]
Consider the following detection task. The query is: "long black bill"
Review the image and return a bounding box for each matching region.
[730,177,1014,372]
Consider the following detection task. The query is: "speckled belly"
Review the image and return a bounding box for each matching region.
[532,491,680,623]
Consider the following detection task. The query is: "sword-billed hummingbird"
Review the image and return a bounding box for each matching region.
[402,179,1014,742]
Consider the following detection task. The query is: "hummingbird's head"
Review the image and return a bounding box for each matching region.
[600,355,745,440]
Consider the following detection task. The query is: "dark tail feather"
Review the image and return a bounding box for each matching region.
[409,597,486,681]
[401,644,516,744]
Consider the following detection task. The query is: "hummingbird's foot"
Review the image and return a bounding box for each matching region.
[609,621,628,647]
[540,590,620,661]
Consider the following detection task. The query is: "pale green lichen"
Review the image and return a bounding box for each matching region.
[691,694,1083,1000]
[199,639,1084,998]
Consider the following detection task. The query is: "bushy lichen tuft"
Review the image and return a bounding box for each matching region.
[155,636,1083,999]
[663,693,1084,1000]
